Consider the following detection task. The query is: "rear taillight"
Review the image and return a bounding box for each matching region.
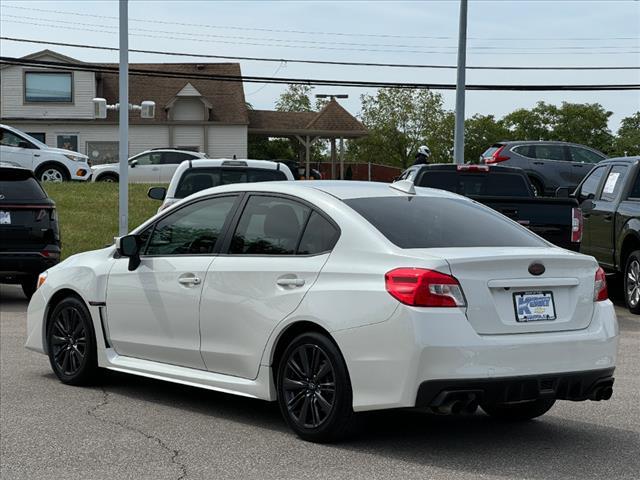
[485,145,509,164]
[385,268,466,307]
[571,208,583,243]
[594,267,608,302]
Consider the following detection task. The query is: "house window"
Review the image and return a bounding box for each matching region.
[26,132,46,143]
[87,141,119,165]
[57,134,78,152]
[25,72,73,103]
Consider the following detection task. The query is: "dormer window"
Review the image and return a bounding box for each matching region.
[24,71,73,103]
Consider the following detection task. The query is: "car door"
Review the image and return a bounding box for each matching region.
[568,146,604,188]
[588,164,629,267]
[530,144,572,192]
[128,152,162,182]
[0,128,37,170]
[104,194,241,369]
[199,194,339,379]
[577,165,609,258]
[158,152,194,183]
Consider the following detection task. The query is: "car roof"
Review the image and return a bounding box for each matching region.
[184,158,287,170]
[416,163,525,174]
[596,156,640,165]
[139,149,206,156]
[189,180,464,201]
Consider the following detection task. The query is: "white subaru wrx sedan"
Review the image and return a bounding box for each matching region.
[26,180,618,442]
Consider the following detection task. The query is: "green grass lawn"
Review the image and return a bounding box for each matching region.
[43,183,162,260]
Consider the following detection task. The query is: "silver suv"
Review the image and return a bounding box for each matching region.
[481,141,606,196]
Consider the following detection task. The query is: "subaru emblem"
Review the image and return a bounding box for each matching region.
[528,262,545,276]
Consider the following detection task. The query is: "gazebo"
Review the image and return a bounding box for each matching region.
[248,98,368,179]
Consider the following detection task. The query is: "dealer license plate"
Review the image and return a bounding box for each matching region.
[0,211,11,225]
[514,291,556,322]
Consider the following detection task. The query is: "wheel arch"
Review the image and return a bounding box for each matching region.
[35,161,71,180]
[42,288,92,355]
[619,230,640,272]
[95,171,119,182]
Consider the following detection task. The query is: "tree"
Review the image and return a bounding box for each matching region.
[613,111,640,156]
[502,101,557,141]
[275,84,314,112]
[352,88,451,168]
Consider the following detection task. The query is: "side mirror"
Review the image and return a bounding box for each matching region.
[147,186,167,201]
[555,187,570,198]
[130,160,137,168]
[116,234,141,271]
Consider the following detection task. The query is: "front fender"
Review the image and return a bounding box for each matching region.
[616,219,640,268]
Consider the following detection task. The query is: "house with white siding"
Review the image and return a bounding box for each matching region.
[0,50,249,164]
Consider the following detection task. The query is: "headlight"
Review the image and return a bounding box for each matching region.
[37,271,48,290]
[64,154,84,162]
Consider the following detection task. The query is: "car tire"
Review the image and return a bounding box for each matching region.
[481,398,556,421]
[624,250,640,314]
[97,173,119,183]
[528,177,543,197]
[46,296,99,386]
[20,275,38,300]
[36,164,69,183]
[276,332,354,443]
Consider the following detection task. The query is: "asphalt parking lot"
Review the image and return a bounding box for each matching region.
[1,284,639,480]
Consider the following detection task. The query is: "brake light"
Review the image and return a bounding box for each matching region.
[485,145,509,164]
[594,267,608,302]
[457,165,489,172]
[571,208,583,243]
[385,268,466,307]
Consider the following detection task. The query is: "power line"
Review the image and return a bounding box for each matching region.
[2,13,635,51]
[4,36,638,71]
[2,57,638,91]
[2,18,639,56]
[1,4,637,42]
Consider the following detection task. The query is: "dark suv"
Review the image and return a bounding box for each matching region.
[0,165,60,298]
[481,141,606,196]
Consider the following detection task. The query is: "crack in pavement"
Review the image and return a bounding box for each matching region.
[87,386,187,480]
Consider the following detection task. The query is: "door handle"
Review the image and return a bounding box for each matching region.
[533,161,545,165]
[277,278,305,287]
[572,164,585,167]
[34,153,40,157]
[178,275,201,286]
[604,214,613,222]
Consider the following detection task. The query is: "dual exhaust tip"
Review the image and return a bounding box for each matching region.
[589,384,613,401]
[430,391,480,415]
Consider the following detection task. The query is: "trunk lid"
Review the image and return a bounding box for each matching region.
[415,247,597,334]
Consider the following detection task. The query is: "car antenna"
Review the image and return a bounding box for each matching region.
[389,179,416,195]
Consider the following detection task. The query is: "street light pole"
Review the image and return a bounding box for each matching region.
[453,0,468,165]
[118,0,129,236]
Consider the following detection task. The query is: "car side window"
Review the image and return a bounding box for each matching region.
[162,152,195,165]
[533,145,566,161]
[628,171,640,200]
[230,195,311,255]
[133,152,162,166]
[145,195,237,255]
[0,129,33,148]
[512,145,535,158]
[578,166,607,201]
[297,212,339,255]
[600,165,629,202]
[569,146,604,164]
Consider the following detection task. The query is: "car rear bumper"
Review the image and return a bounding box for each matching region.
[0,250,59,281]
[333,300,618,412]
[415,367,615,408]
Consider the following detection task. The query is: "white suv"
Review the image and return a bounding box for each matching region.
[0,124,91,182]
[91,149,207,183]
[148,158,294,211]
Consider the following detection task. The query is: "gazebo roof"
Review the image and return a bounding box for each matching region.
[248,98,367,138]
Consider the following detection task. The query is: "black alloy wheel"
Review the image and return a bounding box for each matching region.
[277,332,353,442]
[47,296,98,385]
[624,250,640,314]
[283,343,336,429]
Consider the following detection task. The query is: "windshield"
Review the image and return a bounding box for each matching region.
[345,196,547,249]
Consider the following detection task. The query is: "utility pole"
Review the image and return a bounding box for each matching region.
[118,0,129,236]
[453,0,468,165]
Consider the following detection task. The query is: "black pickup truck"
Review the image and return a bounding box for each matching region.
[398,164,582,251]
[573,156,640,313]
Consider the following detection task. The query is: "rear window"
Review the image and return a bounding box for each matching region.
[175,168,288,199]
[481,144,502,158]
[344,196,546,248]
[0,171,47,200]
[417,171,530,197]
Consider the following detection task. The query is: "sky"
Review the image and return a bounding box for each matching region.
[1,0,639,131]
